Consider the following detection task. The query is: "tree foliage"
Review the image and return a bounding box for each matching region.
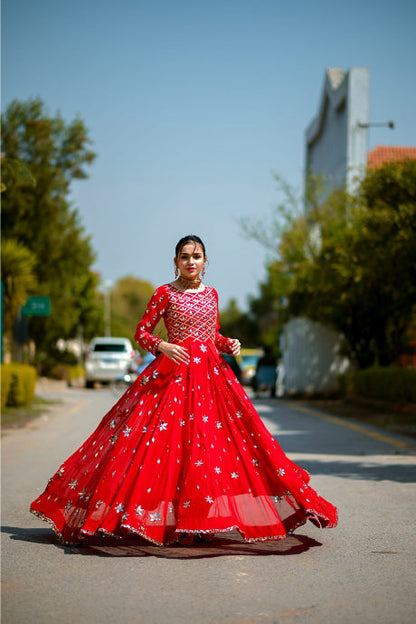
[1,98,104,362]
[243,163,416,368]
[110,276,157,348]
[1,238,37,336]
[218,298,259,347]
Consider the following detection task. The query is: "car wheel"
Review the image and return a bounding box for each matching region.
[85,380,94,389]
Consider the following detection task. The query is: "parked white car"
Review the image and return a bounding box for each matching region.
[85,337,135,388]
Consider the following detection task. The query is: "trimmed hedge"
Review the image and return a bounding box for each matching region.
[339,367,416,402]
[1,363,37,407]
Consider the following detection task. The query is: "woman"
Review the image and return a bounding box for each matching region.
[31,235,337,545]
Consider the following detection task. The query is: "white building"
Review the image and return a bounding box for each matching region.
[282,68,370,395]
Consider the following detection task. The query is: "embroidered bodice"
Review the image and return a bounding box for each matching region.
[135,284,233,355]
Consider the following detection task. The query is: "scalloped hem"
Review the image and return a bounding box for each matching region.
[31,505,336,547]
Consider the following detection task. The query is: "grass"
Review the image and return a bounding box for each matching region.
[1,395,62,430]
[299,397,416,439]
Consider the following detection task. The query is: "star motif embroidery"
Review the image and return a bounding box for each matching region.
[252,459,259,466]
[143,426,148,433]
[69,479,78,489]
[213,367,219,375]
[216,421,222,429]
[183,500,191,508]
[231,472,239,479]
[214,467,221,474]
[180,420,186,426]
[205,496,214,504]
[109,419,117,429]
[136,505,144,516]
[159,420,168,431]
[110,435,118,445]
[195,460,203,466]
[202,415,209,423]
[115,503,124,513]
[193,357,201,364]
[140,376,149,386]
[277,468,285,476]
[199,344,207,352]
[123,427,132,437]
[150,513,161,522]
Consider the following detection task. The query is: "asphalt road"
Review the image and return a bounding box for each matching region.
[2,382,416,624]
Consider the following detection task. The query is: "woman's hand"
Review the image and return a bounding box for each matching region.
[229,339,241,357]
[158,341,190,365]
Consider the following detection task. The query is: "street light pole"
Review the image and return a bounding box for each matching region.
[103,280,112,337]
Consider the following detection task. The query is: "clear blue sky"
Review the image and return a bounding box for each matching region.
[3,0,416,310]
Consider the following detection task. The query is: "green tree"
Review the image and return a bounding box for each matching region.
[243,163,416,368]
[218,298,259,347]
[1,238,37,337]
[110,276,156,348]
[1,98,103,363]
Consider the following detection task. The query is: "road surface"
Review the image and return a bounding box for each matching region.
[2,382,416,624]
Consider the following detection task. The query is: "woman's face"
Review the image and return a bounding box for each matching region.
[175,242,206,280]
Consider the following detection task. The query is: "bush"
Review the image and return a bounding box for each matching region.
[66,364,85,383]
[1,365,12,408]
[339,367,416,402]
[1,363,37,407]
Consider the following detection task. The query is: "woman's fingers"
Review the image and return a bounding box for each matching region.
[160,342,190,365]
[229,339,241,357]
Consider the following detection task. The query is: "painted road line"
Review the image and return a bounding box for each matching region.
[286,401,414,450]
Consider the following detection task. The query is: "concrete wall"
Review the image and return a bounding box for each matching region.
[280,317,351,395]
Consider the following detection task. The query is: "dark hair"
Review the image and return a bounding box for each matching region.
[175,235,206,258]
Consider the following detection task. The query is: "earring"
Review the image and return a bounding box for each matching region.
[202,267,206,277]
[175,267,179,278]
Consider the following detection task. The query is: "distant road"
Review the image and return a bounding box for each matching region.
[2,384,416,624]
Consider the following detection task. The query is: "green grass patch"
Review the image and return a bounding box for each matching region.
[1,395,61,429]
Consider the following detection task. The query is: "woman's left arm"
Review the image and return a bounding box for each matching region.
[213,289,241,356]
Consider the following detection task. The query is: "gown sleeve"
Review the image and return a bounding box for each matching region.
[134,286,167,355]
[213,288,234,354]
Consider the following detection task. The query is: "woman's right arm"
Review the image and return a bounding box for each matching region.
[134,287,167,355]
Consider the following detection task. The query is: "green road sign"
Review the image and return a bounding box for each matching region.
[21,296,51,317]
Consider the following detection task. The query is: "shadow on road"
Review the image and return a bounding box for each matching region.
[294,458,416,483]
[2,525,322,559]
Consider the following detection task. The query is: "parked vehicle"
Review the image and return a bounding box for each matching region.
[237,348,263,385]
[85,337,135,388]
[252,346,278,397]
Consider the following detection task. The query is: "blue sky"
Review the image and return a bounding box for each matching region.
[3,0,416,310]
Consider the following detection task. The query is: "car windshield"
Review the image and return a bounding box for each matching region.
[93,344,128,352]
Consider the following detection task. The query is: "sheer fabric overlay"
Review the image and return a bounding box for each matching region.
[31,284,338,545]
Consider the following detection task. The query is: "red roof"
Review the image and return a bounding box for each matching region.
[368,145,416,168]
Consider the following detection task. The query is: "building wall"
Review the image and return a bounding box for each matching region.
[280,317,351,395]
[305,67,369,191]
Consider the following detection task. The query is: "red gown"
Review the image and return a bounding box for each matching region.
[30,283,338,545]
